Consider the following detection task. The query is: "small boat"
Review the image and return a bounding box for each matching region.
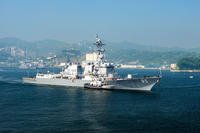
[189,76,194,79]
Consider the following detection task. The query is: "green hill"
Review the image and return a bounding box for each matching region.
[0,37,199,67]
[177,57,200,70]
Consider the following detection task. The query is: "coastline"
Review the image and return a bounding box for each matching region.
[170,69,200,72]
[118,67,161,70]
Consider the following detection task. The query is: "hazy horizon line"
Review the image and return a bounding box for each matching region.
[0,36,197,49]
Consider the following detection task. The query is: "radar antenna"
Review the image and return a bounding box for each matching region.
[93,34,106,64]
[95,34,105,49]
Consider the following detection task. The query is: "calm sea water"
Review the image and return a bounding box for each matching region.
[0,68,200,132]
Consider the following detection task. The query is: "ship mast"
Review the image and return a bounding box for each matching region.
[94,34,105,64]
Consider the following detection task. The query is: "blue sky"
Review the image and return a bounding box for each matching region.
[0,0,200,48]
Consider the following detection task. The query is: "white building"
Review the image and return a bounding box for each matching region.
[170,64,177,70]
[86,52,98,62]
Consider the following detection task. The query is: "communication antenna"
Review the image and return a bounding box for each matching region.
[94,34,105,49]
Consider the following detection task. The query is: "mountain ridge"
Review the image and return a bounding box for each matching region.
[0,37,199,67]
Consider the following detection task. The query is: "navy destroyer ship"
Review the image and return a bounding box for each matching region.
[23,35,161,91]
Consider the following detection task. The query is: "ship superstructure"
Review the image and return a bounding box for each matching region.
[84,35,160,90]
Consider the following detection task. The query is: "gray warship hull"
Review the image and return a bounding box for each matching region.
[23,78,89,87]
[104,77,160,91]
[23,76,160,91]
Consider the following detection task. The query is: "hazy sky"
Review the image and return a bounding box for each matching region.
[0,0,200,48]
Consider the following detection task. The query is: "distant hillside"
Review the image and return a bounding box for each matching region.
[0,37,29,48]
[0,37,199,66]
[177,56,200,70]
[0,38,72,57]
[104,41,185,52]
[106,49,198,67]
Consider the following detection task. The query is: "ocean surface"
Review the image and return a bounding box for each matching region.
[0,68,200,132]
